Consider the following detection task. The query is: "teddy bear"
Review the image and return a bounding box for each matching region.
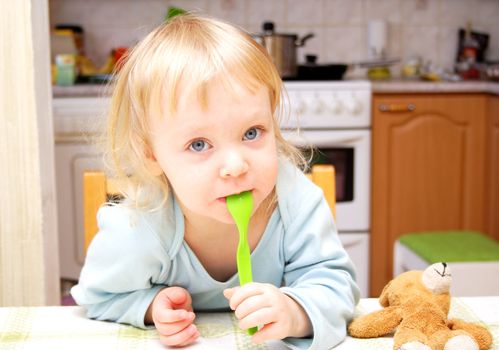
[348,262,492,350]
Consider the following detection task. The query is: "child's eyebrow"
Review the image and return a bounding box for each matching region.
[240,111,274,124]
[178,110,273,133]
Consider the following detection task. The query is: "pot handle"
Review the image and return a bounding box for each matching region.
[295,33,315,47]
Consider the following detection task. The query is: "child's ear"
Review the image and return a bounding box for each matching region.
[144,147,163,176]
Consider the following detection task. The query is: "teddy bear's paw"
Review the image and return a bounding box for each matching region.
[444,335,478,350]
[398,341,431,350]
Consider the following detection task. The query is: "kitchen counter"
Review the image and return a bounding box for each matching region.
[53,84,110,97]
[372,80,499,95]
[53,80,499,98]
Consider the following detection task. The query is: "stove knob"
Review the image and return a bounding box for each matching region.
[293,98,307,116]
[352,101,363,114]
[344,95,363,115]
[313,97,325,115]
[329,98,343,114]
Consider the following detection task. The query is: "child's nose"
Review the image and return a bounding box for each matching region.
[219,150,249,178]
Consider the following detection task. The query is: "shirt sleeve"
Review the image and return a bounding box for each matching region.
[71,205,171,328]
[279,178,360,350]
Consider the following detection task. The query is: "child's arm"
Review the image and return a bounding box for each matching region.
[71,206,173,329]
[224,174,359,349]
[279,172,360,350]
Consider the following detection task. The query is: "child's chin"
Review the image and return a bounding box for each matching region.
[218,214,238,225]
[200,207,236,225]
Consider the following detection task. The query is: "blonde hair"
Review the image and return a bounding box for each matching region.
[105,14,305,210]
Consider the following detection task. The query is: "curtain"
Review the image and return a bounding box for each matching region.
[0,0,46,306]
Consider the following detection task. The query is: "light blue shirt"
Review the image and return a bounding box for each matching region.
[72,161,360,349]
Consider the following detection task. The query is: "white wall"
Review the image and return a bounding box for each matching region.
[49,0,499,73]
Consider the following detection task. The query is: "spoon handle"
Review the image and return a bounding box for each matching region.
[236,227,253,285]
[226,191,257,335]
[235,223,257,335]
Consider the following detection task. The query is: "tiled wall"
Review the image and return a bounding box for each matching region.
[49,0,499,75]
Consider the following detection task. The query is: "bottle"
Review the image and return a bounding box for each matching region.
[461,22,478,64]
[55,25,85,56]
[458,22,479,79]
[55,54,76,86]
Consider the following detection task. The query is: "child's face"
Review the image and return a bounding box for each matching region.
[147,78,279,224]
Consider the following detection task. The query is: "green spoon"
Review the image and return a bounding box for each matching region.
[226,191,257,335]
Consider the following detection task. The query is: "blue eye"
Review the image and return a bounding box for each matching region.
[243,127,261,141]
[189,140,209,152]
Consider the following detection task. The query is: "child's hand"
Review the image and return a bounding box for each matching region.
[150,286,199,347]
[223,283,312,343]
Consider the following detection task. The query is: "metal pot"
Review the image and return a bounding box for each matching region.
[254,22,314,78]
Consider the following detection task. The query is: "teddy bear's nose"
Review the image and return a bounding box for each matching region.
[422,262,452,294]
[436,262,450,277]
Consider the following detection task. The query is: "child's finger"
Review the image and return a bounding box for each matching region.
[159,324,199,347]
[238,307,273,332]
[227,283,264,310]
[175,325,201,347]
[223,287,238,300]
[156,308,194,324]
[233,294,267,320]
[251,322,281,344]
[156,314,195,337]
[165,286,190,307]
[156,287,192,311]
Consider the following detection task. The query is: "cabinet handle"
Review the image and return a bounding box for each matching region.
[378,103,416,112]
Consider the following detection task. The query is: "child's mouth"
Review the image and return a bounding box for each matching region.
[218,190,252,203]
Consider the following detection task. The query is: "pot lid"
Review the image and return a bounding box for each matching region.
[261,21,297,38]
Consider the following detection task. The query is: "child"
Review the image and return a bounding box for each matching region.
[71,14,359,350]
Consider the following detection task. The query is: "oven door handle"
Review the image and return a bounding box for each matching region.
[324,136,364,145]
[284,131,368,146]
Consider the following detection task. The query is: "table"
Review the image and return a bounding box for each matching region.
[1,298,498,349]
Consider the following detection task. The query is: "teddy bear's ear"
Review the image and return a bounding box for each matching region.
[379,281,392,307]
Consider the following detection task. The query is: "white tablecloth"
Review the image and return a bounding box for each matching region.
[0,298,498,349]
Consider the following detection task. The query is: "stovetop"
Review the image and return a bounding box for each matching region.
[281,80,372,129]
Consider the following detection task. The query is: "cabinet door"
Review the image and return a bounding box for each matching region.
[370,94,487,296]
[487,96,499,241]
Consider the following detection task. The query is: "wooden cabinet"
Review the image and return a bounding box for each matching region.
[487,96,499,241]
[370,93,489,296]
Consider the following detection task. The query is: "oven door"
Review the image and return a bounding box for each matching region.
[282,129,371,232]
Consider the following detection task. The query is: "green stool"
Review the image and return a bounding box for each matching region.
[394,231,499,296]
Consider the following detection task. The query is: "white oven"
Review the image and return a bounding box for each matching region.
[283,129,370,232]
[281,81,371,296]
